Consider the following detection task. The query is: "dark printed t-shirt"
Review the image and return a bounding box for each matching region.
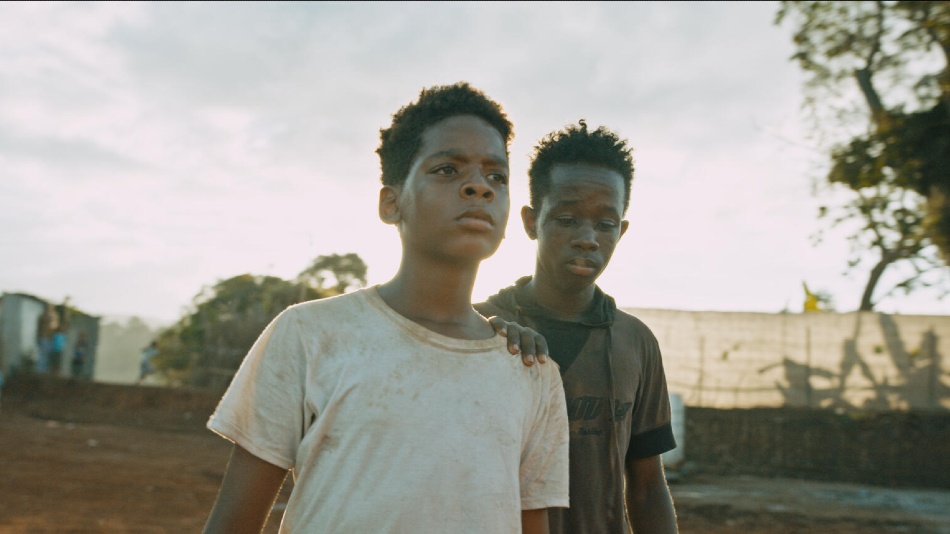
[477,277,675,534]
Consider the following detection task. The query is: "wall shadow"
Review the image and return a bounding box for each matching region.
[769,313,947,411]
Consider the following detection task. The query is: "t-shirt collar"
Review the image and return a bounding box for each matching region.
[504,276,615,327]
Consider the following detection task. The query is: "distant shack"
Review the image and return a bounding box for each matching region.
[0,292,100,379]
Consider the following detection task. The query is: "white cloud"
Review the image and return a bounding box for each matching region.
[0,2,944,320]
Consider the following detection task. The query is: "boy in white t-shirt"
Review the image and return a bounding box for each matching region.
[203,82,569,534]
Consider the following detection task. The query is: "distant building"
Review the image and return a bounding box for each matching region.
[0,292,99,379]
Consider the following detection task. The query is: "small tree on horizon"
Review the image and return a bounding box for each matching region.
[151,253,368,387]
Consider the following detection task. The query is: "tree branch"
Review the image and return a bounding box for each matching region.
[855,1,890,128]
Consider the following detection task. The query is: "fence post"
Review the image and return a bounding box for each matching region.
[805,326,813,408]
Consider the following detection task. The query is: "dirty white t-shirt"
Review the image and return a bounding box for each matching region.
[208,287,570,533]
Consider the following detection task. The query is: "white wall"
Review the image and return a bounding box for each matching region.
[0,293,45,374]
[626,309,950,411]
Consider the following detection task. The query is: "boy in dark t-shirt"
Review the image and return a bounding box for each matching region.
[477,121,678,533]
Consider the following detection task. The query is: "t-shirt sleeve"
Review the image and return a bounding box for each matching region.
[627,329,677,460]
[207,307,309,470]
[519,365,570,510]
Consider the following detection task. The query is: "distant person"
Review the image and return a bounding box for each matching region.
[49,327,67,376]
[71,331,89,378]
[137,341,158,384]
[477,121,679,533]
[203,82,569,533]
[35,303,59,373]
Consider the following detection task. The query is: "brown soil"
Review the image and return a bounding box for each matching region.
[2,376,948,533]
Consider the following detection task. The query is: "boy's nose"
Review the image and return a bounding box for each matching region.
[572,224,599,251]
[461,175,494,201]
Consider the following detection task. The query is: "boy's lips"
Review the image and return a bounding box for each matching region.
[566,257,598,276]
[456,208,495,230]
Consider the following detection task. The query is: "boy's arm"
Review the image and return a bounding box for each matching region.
[624,454,678,534]
[521,508,550,534]
[487,316,549,366]
[204,444,289,534]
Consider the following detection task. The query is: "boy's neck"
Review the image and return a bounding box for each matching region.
[378,257,492,340]
[524,275,597,323]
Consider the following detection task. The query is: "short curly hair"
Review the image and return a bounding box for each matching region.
[377,82,514,186]
[528,120,634,214]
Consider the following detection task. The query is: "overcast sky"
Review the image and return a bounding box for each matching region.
[1,1,946,323]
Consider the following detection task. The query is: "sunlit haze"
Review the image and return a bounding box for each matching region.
[1,2,946,323]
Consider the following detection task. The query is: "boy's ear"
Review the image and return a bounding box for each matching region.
[379,186,401,225]
[521,205,538,240]
[620,219,630,238]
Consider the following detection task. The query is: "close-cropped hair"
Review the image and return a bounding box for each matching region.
[528,120,635,214]
[377,82,514,186]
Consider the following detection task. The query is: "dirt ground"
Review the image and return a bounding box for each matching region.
[2,378,949,533]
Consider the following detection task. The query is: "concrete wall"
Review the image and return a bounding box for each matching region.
[0,293,46,375]
[625,309,950,412]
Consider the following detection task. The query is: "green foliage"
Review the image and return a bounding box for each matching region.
[296,252,368,295]
[827,103,950,260]
[151,253,368,387]
[778,0,950,310]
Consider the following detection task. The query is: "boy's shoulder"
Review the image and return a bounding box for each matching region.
[473,298,509,320]
[284,287,376,323]
[611,306,660,346]
[608,306,666,366]
[611,307,655,336]
[474,277,530,320]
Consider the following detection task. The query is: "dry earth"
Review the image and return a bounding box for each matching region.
[2,377,948,533]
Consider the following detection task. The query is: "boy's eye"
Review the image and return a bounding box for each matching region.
[488,172,508,185]
[598,220,618,231]
[555,216,576,227]
[433,165,458,176]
